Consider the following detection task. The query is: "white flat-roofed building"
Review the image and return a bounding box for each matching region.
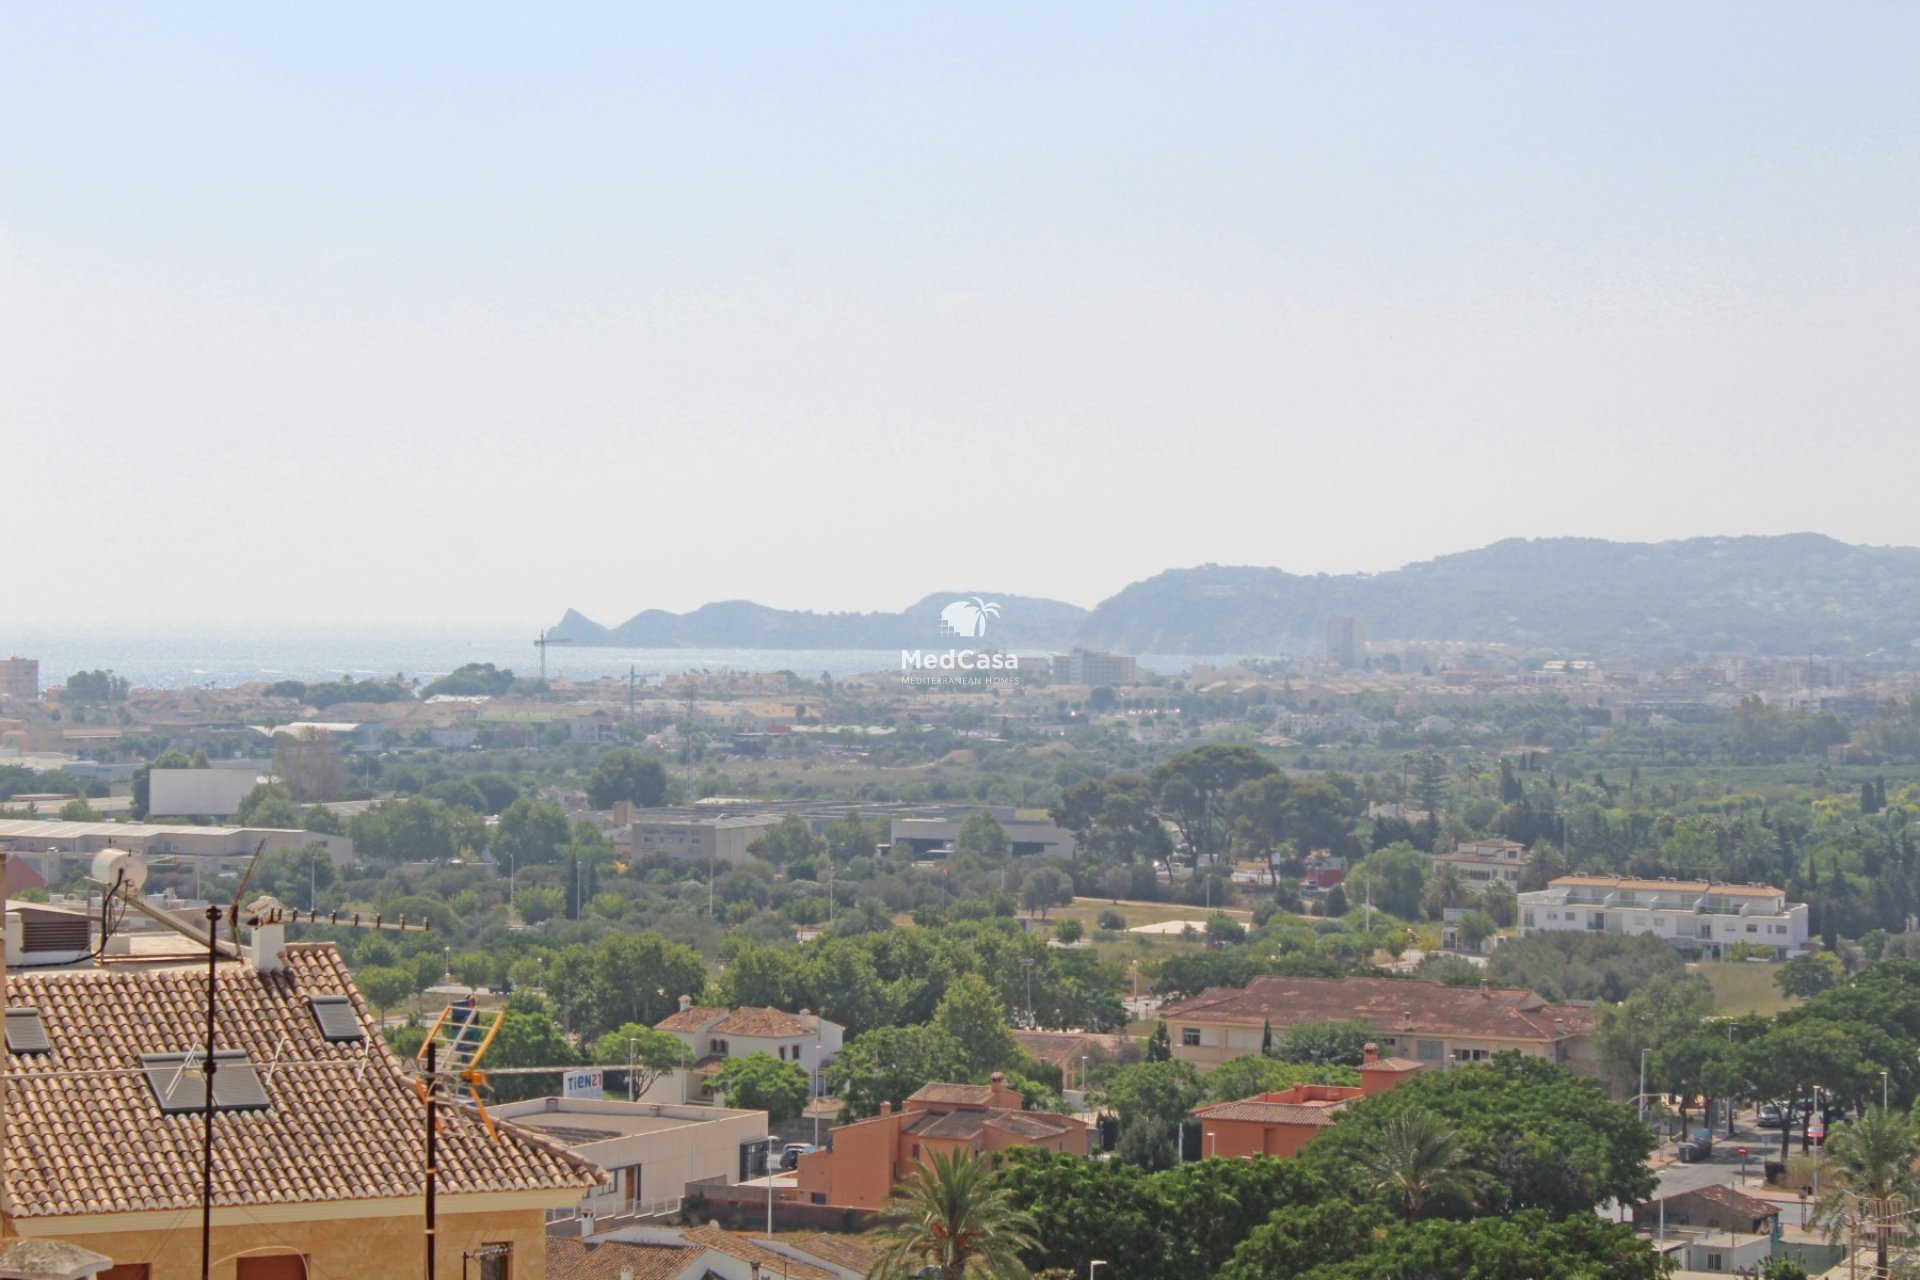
[1518,876,1808,957]
[1433,838,1528,887]
[490,1094,769,1225]
[0,819,351,884]
[629,812,783,866]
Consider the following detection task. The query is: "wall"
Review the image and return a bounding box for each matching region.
[1197,1119,1322,1161]
[683,1178,878,1235]
[13,1207,550,1280]
[493,1098,766,1216]
[148,769,262,819]
[794,1110,902,1210]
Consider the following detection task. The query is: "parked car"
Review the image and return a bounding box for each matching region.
[779,1143,818,1170]
[1757,1104,1785,1129]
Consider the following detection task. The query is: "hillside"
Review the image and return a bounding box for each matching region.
[553,535,1920,658]
[549,593,1089,650]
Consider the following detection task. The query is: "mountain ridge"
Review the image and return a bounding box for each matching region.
[551,534,1920,657]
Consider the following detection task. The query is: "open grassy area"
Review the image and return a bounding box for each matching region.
[1053,896,1253,929]
[1694,960,1798,1017]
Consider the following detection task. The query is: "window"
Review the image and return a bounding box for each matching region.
[477,1243,511,1280]
[1416,1040,1444,1061]
[911,1144,920,1158]
[1746,923,1757,933]
[309,996,363,1043]
[778,1046,787,1060]
[1181,1028,1201,1047]
[4,1008,51,1055]
[811,1192,827,1205]
[141,1051,271,1114]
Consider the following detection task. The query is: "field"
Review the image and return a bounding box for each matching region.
[1694,960,1799,1017]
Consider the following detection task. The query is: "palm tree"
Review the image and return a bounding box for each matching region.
[1811,1107,1920,1278]
[1423,862,1468,917]
[1354,1111,1480,1225]
[871,1148,1038,1280]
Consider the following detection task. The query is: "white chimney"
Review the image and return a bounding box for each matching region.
[245,896,287,973]
[679,994,693,1013]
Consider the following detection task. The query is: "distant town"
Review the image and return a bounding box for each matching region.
[5,612,1920,1278]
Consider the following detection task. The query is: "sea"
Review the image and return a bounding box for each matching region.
[3,621,1250,692]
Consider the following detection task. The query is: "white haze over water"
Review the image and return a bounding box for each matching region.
[5,623,1245,692]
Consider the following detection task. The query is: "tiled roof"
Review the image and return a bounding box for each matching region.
[545,1238,702,1280]
[906,1107,1077,1143]
[711,1007,812,1038]
[907,1083,997,1107]
[985,1112,1076,1141]
[1190,1099,1346,1126]
[654,1005,729,1032]
[1011,1030,1132,1068]
[681,1224,836,1280]
[908,1110,995,1141]
[2,944,599,1220]
[1158,976,1594,1043]
[1665,1183,1779,1217]
[1359,1057,1425,1073]
[793,1233,882,1272]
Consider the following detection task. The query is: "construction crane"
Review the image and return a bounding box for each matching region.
[534,629,572,681]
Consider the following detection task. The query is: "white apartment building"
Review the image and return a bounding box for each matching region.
[1518,876,1809,957]
[1434,838,1528,887]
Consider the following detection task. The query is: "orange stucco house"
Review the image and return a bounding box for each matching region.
[1189,1044,1423,1160]
[793,1075,1088,1210]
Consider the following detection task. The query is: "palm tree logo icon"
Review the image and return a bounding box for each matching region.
[939,597,1001,638]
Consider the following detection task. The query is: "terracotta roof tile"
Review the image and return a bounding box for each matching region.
[983,1112,1076,1141]
[906,1083,996,1107]
[653,1006,729,1032]
[681,1224,836,1280]
[2,944,598,1220]
[711,1007,812,1038]
[545,1238,701,1280]
[1661,1183,1779,1217]
[794,1233,882,1271]
[1190,1099,1346,1126]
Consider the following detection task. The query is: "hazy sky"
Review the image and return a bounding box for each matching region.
[4,2,1917,627]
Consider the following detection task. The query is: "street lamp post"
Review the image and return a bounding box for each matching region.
[1639,1049,1651,1126]
[1883,1070,1891,1113]
[628,1037,638,1103]
[1089,1262,1108,1280]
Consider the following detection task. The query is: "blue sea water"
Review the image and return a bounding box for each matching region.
[1,621,1246,691]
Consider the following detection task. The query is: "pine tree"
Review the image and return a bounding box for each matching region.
[1146,1020,1172,1063]
[1261,1018,1274,1056]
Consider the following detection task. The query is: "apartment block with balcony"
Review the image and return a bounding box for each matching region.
[1517,876,1809,957]
[1433,838,1528,887]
